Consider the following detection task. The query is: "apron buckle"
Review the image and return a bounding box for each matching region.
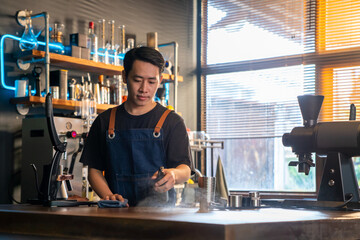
[153,131,161,138]
[108,132,116,139]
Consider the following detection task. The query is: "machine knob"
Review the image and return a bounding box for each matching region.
[66,131,77,138]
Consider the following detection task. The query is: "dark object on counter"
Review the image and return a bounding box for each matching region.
[282,94,360,209]
[50,70,68,100]
[98,199,128,208]
[70,33,87,48]
[154,166,165,183]
[154,166,168,202]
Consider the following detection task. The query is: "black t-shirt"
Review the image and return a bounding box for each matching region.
[80,103,192,171]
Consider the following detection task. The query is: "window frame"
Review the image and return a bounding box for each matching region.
[199,0,360,198]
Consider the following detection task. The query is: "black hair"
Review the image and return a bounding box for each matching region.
[123,47,165,78]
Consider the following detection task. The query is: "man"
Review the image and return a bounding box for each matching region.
[80,47,192,206]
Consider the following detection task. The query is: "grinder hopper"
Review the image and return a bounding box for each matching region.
[297,95,324,127]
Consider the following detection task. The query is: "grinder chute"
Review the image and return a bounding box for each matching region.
[283,95,360,207]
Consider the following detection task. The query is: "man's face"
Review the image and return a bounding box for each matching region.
[124,60,162,108]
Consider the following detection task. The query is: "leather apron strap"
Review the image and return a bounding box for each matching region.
[153,109,172,137]
[108,107,172,138]
[108,107,117,139]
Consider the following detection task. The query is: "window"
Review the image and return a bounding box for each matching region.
[201,0,360,192]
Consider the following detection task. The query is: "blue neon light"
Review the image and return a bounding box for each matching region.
[1,34,64,92]
[164,82,170,102]
[95,51,125,60]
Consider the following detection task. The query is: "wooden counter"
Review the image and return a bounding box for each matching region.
[1,204,360,239]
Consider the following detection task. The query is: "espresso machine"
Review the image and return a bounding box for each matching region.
[282,95,360,209]
[21,96,87,205]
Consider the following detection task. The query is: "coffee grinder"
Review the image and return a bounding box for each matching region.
[282,95,360,209]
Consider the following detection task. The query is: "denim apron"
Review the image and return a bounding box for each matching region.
[105,107,176,206]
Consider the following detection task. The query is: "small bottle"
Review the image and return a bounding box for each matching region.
[99,75,106,104]
[87,21,98,62]
[122,83,128,103]
[115,75,122,105]
[81,166,89,199]
[126,38,135,52]
[106,78,111,104]
[81,76,90,120]
[82,177,88,199]
[74,80,84,117]
[86,74,97,125]
[94,75,102,104]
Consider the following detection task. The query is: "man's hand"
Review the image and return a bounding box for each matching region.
[151,164,190,193]
[103,193,127,202]
[152,168,176,193]
[89,168,129,207]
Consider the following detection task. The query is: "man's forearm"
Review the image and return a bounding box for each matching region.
[88,168,113,198]
[174,164,191,184]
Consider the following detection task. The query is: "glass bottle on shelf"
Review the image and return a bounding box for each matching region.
[98,19,109,64]
[119,25,126,54]
[122,82,128,103]
[114,75,122,105]
[107,20,118,65]
[87,73,97,125]
[87,21,98,62]
[98,75,105,104]
[74,79,83,117]
[94,76,102,104]
[126,38,135,53]
[105,78,111,104]
[116,25,126,66]
[81,76,90,121]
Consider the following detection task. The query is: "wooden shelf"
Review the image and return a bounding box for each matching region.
[21,50,123,75]
[12,51,183,114]
[20,50,183,81]
[162,73,183,82]
[10,96,116,114]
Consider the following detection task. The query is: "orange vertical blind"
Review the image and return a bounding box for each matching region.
[317,0,360,121]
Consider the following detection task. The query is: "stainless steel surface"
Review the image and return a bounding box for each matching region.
[198,177,216,203]
[229,195,242,208]
[198,176,216,212]
[250,191,260,207]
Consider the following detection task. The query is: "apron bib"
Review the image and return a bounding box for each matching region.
[105,107,175,206]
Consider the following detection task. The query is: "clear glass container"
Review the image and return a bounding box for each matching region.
[98,19,109,64]
[87,21,98,62]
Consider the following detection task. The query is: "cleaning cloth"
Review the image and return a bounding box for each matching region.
[97,199,128,208]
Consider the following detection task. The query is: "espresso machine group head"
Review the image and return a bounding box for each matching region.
[282,95,360,206]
